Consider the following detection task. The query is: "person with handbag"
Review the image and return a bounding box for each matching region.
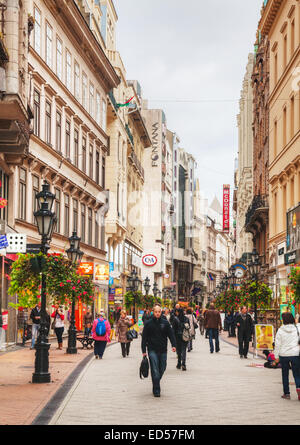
[83,308,93,337]
[172,308,190,371]
[274,312,300,400]
[51,305,65,350]
[204,303,222,353]
[116,310,132,357]
[142,304,176,397]
[186,307,198,352]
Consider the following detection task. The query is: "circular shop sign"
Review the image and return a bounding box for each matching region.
[142,254,158,267]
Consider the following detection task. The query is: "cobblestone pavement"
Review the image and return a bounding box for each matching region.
[50,333,300,425]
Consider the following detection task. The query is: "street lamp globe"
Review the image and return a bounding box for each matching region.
[36,182,55,211]
[34,202,55,238]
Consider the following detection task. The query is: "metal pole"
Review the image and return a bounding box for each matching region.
[67,295,77,354]
[32,236,51,384]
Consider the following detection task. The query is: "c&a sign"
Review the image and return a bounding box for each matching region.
[142,254,158,267]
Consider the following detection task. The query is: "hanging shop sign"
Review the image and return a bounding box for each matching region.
[78,262,94,276]
[142,254,158,267]
[94,263,109,281]
[223,185,230,233]
[115,288,123,296]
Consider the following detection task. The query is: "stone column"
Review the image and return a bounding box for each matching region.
[5,0,19,95]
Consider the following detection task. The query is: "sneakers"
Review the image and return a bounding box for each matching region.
[281,394,291,400]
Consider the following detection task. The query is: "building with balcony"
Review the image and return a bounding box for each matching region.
[259,0,300,299]
[236,54,254,261]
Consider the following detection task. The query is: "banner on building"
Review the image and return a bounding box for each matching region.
[2,310,8,330]
[78,262,94,276]
[223,185,230,232]
[94,263,109,281]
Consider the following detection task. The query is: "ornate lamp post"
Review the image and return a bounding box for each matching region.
[66,231,83,354]
[32,182,56,384]
[153,282,159,298]
[248,248,261,324]
[143,277,151,296]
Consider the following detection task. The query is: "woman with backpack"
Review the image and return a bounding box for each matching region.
[92,311,111,359]
[116,310,132,358]
[172,308,190,371]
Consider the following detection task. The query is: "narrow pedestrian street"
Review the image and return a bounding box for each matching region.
[50,335,300,426]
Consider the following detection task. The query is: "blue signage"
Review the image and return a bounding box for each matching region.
[0,235,8,249]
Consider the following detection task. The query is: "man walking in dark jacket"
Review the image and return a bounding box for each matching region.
[30,303,41,350]
[235,306,254,359]
[204,303,222,353]
[142,304,176,397]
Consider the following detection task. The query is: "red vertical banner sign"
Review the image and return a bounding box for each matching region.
[223,185,230,232]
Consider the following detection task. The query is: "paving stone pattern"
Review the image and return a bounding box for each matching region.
[50,334,300,425]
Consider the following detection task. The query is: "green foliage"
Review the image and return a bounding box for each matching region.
[215,289,246,312]
[289,265,300,304]
[215,281,272,313]
[124,290,143,310]
[8,253,95,310]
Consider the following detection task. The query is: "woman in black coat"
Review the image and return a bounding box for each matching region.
[172,308,189,371]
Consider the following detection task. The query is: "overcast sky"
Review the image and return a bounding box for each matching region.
[115,0,262,206]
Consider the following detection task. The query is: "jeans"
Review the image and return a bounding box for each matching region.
[55,327,64,344]
[176,337,188,366]
[228,323,236,337]
[208,328,220,353]
[279,356,300,395]
[31,323,40,348]
[94,340,107,357]
[238,332,250,357]
[121,342,131,357]
[148,350,167,395]
[84,327,91,337]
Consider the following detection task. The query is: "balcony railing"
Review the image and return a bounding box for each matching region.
[108,90,118,113]
[125,124,134,146]
[129,150,144,179]
[245,194,269,227]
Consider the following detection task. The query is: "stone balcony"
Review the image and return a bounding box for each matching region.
[245,194,269,234]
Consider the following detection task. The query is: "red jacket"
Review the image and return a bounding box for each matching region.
[51,311,65,320]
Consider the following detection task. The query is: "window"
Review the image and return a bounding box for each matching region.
[46,23,53,68]
[33,89,40,137]
[95,211,99,248]
[291,96,295,138]
[32,175,39,223]
[19,168,27,220]
[65,120,70,158]
[56,38,62,80]
[88,208,92,245]
[66,50,71,91]
[34,7,41,55]
[55,189,61,233]
[96,150,100,185]
[102,100,107,131]
[89,83,94,118]
[45,100,51,145]
[82,73,88,109]
[73,199,78,232]
[56,111,62,152]
[64,194,70,236]
[81,203,86,242]
[102,156,105,189]
[291,20,295,55]
[82,136,86,173]
[89,144,93,179]
[96,92,101,125]
[74,62,80,100]
[283,106,287,147]
[74,129,79,167]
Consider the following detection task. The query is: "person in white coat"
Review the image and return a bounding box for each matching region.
[274,312,300,400]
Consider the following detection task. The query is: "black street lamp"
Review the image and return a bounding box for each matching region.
[153,282,159,298]
[143,277,151,296]
[248,248,261,324]
[66,232,84,354]
[32,183,56,384]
